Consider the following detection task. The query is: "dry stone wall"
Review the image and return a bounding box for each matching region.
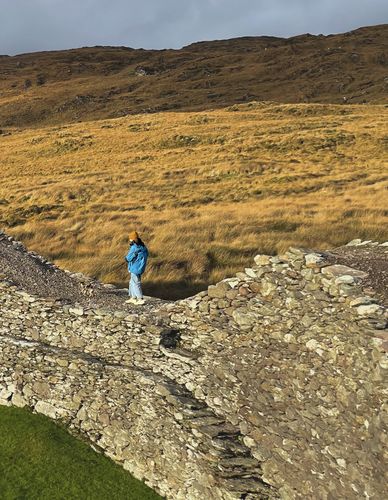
[0,232,387,499]
[0,271,275,499]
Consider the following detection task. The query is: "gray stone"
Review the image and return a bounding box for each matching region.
[254,254,271,266]
[11,393,27,407]
[260,281,277,297]
[305,253,326,268]
[356,304,382,316]
[245,268,258,278]
[335,275,356,285]
[349,296,376,307]
[322,265,368,280]
[346,239,362,246]
[69,307,84,316]
[208,282,231,299]
[35,401,57,418]
[232,309,256,327]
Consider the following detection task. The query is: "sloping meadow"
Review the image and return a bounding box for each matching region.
[1,102,387,298]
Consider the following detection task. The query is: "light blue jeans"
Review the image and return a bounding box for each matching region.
[129,273,143,299]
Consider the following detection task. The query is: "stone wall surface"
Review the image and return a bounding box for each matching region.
[0,231,387,499]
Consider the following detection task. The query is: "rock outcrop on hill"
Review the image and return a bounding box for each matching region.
[0,230,387,499]
[0,24,387,127]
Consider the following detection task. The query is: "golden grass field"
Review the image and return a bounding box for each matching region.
[1,101,387,298]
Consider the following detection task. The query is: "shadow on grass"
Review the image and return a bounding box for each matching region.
[116,280,209,301]
[144,280,210,301]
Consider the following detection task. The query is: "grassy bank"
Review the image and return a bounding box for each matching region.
[0,406,162,500]
[0,102,387,298]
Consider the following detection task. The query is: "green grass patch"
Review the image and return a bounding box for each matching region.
[0,405,162,500]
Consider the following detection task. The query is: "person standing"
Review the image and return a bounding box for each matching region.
[125,231,148,305]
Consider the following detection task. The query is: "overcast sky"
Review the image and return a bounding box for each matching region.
[1,0,387,55]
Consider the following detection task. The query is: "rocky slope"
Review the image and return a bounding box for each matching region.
[0,231,164,311]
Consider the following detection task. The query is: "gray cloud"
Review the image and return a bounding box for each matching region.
[1,0,387,55]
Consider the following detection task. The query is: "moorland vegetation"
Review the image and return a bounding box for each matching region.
[0,24,387,127]
[1,102,387,298]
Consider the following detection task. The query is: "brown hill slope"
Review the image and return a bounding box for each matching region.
[1,102,387,298]
[0,24,387,127]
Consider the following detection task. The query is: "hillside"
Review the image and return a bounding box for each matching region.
[0,24,387,127]
[1,102,387,298]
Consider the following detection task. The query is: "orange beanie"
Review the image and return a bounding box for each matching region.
[129,231,139,242]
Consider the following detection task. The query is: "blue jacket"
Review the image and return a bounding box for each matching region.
[125,243,148,275]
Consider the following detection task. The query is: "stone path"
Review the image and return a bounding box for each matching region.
[0,231,166,312]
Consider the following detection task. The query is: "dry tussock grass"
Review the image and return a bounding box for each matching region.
[1,102,387,298]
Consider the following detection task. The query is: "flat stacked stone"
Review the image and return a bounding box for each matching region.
[1,231,387,499]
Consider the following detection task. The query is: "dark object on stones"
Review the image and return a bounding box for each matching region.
[159,329,181,349]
